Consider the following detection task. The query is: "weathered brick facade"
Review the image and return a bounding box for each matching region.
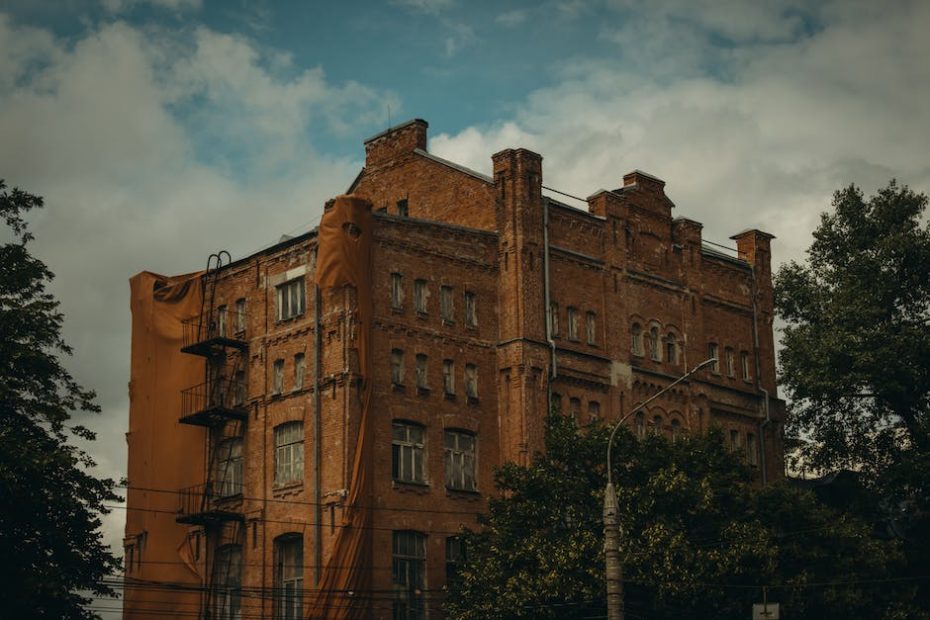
[125,118,784,619]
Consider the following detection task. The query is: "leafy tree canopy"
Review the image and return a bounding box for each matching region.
[774,179,930,608]
[444,415,922,620]
[0,181,120,618]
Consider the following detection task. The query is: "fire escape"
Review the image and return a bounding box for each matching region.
[176,251,247,619]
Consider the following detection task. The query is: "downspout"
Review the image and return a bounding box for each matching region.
[543,199,558,411]
[749,267,771,485]
[313,282,323,584]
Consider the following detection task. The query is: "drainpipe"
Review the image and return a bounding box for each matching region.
[749,268,771,485]
[313,282,323,584]
[543,199,558,409]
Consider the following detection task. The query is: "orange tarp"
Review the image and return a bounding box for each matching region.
[309,195,375,619]
[124,271,205,618]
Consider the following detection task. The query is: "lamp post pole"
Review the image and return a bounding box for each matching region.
[604,358,717,620]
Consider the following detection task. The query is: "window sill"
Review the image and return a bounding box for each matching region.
[444,392,456,402]
[416,386,431,396]
[392,383,406,394]
[445,487,481,500]
[392,480,430,494]
[391,306,404,314]
[416,310,429,319]
[272,482,304,498]
[275,313,305,325]
[466,396,480,406]
[441,318,455,326]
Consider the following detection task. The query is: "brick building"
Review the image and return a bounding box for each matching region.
[124,118,784,619]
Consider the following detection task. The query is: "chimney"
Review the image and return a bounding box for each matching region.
[363,119,428,167]
[623,169,666,195]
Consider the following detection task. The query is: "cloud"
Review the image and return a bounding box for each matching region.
[430,0,930,267]
[100,0,201,12]
[0,13,391,561]
[390,0,454,15]
[495,9,527,27]
[443,21,475,56]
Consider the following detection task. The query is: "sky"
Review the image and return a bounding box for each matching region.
[1,0,929,612]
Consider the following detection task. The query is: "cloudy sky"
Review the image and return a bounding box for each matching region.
[2,0,928,610]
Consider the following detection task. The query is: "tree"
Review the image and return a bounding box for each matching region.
[774,180,930,607]
[444,415,922,620]
[0,181,120,618]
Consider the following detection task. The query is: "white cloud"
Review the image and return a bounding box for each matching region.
[100,0,201,13]
[390,0,454,15]
[443,21,475,56]
[0,14,390,564]
[495,9,527,27]
[430,0,930,267]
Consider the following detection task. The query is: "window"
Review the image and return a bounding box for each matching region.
[397,198,409,217]
[217,305,227,338]
[549,302,560,337]
[671,418,682,440]
[440,285,454,322]
[445,430,476,491]
[708,343,720,373]
[569,397,581,423]
[634,412,646,439]
[392,422,425,484]
[464,364,478,401]
[648,327,660,361]
[567,306,578,341]
[588,400,601,423]
[234,370,246,406]
[741,351,751,381]
[276,278,306,321]
[665,334,677,364]
[293,353,305,391]
[274,535,303,620]
[747,432,758,466]
[551,392,562,414]
[215,437,243,497]
[725,347,735,377]
[235,298,246,333]
[446,537,465,584]
[391,273,404,310]
[414,279,428,314]
[586,312,597,345]
[391,349,405,386]
[392,531,426,620]
[730,429,742,451]
[464,291,477,328]
[442,359,455,396]
[415,354,428,392]
[274,422,303,486]
[631,323,643,356]
[272,359,284,395]
[651,415,663,434]
[213,545,241,620]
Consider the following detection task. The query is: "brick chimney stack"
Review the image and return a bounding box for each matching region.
[363,119,428,167]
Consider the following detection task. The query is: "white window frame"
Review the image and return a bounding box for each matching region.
[464,364,478,400]
[391,349,405,386]
[217,305,227,338]
[392,422,426,484]
[272,359,284,395]
[549,302,560,338]
[274,422,303,486]
[741,351,751,381]
[276,278,306,322]
[442,359,455,396]
[444,430,476,492]
[415,354,428,391]
[235,298,246,333]
[293,353,305,391]
[708,343,720,373]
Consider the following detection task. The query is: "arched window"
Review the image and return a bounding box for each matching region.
[631,323,643,356]
[634,412,646,438]
[213,544,241,620]
[274,534,303,620]
[665,334,677,364]
[670,418,682,441]
[648,327,660,361]
[651,414,663,434]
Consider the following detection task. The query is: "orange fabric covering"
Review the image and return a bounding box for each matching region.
[309,195,374,619]
[125,271,206,618]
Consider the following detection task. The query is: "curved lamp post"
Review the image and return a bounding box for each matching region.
[603,358,717,620]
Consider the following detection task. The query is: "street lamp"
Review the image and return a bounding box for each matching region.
[603,358,717,620]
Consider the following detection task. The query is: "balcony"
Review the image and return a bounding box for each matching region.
[179,379,249,427]
[181,317,247,357]
[176,482,244,526]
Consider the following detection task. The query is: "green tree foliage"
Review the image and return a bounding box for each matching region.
[774,180,930,608]
[0,181,120,618]
[444,415,922,620]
